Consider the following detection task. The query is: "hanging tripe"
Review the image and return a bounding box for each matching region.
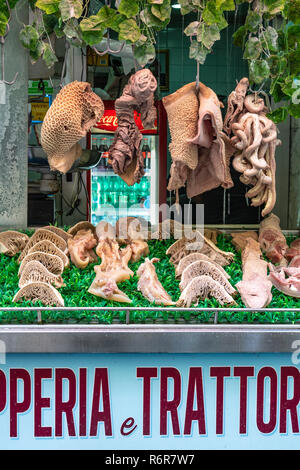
[163,81,233,203]
[108,68,157,186]
[41,81,104,174]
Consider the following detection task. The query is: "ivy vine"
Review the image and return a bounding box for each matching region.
[1,0,300,123]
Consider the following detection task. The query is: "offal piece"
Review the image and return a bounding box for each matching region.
[41,81,104,174]
[18,260,65,289]
[40,226,73,243]
[236,238,272,309]
[177,275,236,307]
[179,260,236,295]
[27,240,69,268]
[223,77,249,135]
[166,231,234,267]
[230,231,258,252]
[268,264,300,298]
[285,238,300,262]
[0,231,29,256]
[18,228,68,264]
[259,213,288,264]
[137,258,175,306]
[88,238,133,303]
[67,220,97,238]
[88,278,132,304]
[108,69,157,186]
[13,281,64,307]
[163,82,199,184]
[18,251,64,277]
[185,82,233,199]
[175,252,230,279]
[115,217,149,262]
[67,229,97,269]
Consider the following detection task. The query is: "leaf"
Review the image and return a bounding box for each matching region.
[79,15,105,45]
[43,42,58,68]
[63,17,82,44]
[216,0,235,10]
[147,0,164,3]
[19,25,40,50]
[287,24,300,48]
[35,0,60,14]
[284,0,300,24]
[267,106,288,124]
[263,0,285,18]
[289,49,300,75]
[189,41,210,64]
[180,0,196,14]
[118,0,139,18]
[118,18,141,43]
[184,21,200,36]
[201,23,220,49]
[262,26,278,52]
[245,11,261,32]
[288,102,300,118]
[140,6,170,30]
[151,0,171,22]
[243,37,262,60]
[42,13,59,34]
[0,12,8,36]
[268,54,287,78]
[29,40,45,63]
[249,59,270,84]
[59,0,83,22]
[202,1,228,29]
[134,42,156,67]
[270,80,286,103]
[232,25,247,47]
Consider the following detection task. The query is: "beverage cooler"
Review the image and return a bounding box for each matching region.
[86,100,167,227]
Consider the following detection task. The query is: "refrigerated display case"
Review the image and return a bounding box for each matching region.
[86,100,167,226]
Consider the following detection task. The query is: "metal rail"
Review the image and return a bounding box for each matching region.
[0,306,299,353]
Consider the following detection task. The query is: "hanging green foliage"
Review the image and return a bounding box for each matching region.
[0,0,298,123]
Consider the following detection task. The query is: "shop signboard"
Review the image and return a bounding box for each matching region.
[0,352,299,450]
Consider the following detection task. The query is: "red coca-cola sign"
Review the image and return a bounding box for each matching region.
[94,107,157,134]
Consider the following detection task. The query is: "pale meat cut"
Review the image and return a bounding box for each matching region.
[230,231,258,252]
[166,231,234,267]
[177,275,236,307]
[108,69,157,186]
[268,264,300,298]
[175,252,230,279]
[236,238,272,309]
[88,238,133,303]
[41,81,104,173]
[67,229,98,269]
[164,81,233,200]
[179,260,236,295]
[137,258,175,306]
[258,214,288,264]
[0,231,29,256]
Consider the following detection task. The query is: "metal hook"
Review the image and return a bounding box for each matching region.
[92,0,125,56]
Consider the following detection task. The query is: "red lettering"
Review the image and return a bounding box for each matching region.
[10,369,31,438]
[234,366,254,434]
[210,367,231,434]
[280,366,300,433]
[90,368,112,436]
[136,367,157,436]
[256,367,277,434]
[34,368,52,437]
[79,368,87,437]
[160,367,181,436]
[55,368,76,437]
[184,367,206,435]
[0,370,6,413]
[120,417,137,436]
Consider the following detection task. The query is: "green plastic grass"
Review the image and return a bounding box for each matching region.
[0,233,299,325]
